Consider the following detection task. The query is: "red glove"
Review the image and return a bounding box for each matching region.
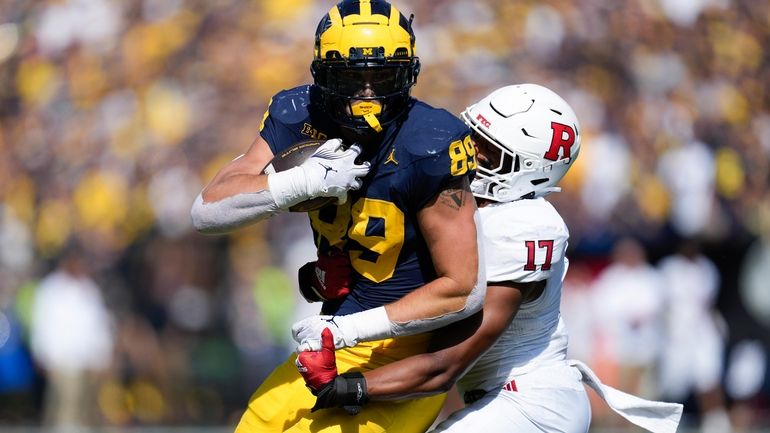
[298,250,352,303]
[296,327,338,393]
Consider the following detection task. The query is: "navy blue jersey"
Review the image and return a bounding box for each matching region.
[260,85,475,315]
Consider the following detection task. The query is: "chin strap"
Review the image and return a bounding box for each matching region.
[363,113,383,132]
[533,186,561,198]
[494,186,562,202]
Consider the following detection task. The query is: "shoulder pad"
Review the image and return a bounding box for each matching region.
[400,101,470,156]
[266,85,313,124]
[398,102,472,180]
[481,199,569,283]
[380,102,473,210]
[260,85,336,155]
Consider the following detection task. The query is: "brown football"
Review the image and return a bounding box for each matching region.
[263,139,339,212]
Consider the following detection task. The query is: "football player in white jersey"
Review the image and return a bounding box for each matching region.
[295,84,683,433]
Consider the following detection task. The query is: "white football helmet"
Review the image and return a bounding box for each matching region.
[461,83,581,202]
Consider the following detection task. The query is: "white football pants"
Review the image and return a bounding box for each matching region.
[430,363,591,433]
[430,361,683,433]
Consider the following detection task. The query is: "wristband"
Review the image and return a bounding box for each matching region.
[312,372,369,415]
[267,166,309,209]
[336,306,392,343]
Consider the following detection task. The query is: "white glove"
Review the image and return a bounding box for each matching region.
[292,306,391,352]
[304,139,370,202]
[292,315,358,352]
[268,139,370,209]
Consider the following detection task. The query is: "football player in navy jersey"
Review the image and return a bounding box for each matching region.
[190,1,485,432]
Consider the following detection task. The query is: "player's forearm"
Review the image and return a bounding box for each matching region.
[366,286,519,400]
[364,352,462,399]
[304,288,522,411]
[191,167,315,234]
[191,153,281,234]
[307,358,459,413]
[201,169,270,203]
[364,310,488,399]
[321,271,485,346]
[191,157,280,232]
[381,183,487,334]
[323,237,485,344]
[384,273,482,326]
[192,147,350,234]
[383,201,486,331]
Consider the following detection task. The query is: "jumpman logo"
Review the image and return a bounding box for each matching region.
[384,147,398,165]
[319,163,337,179]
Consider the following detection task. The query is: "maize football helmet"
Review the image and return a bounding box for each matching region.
[461,84,581,202]
[311,0,420,133]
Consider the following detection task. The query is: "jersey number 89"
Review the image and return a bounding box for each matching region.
[309,198,404,283]
[449,135,477,176]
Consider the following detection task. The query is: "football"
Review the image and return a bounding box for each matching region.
[263,139,339,212]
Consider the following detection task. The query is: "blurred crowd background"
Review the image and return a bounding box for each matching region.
[0,0,769,431]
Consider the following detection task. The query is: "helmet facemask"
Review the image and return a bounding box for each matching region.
[467,126,532,202]
[311,0,420,133]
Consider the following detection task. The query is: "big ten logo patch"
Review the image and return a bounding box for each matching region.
[301,123,328,141]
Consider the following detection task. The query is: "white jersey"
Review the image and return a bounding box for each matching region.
[435,198,683,433]
[458,197,570,394]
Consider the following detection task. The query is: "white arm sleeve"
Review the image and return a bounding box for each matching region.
[190,191,280,235]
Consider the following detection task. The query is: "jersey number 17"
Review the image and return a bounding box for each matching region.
[524,240,554,271]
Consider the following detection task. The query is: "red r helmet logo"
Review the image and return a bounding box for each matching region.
[544,122,576,161]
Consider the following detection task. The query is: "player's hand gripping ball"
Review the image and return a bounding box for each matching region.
[262,139,338,212]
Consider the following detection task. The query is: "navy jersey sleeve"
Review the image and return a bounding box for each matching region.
[258,85,322,155]
[403,108,475,210]
[258,100,288,155]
